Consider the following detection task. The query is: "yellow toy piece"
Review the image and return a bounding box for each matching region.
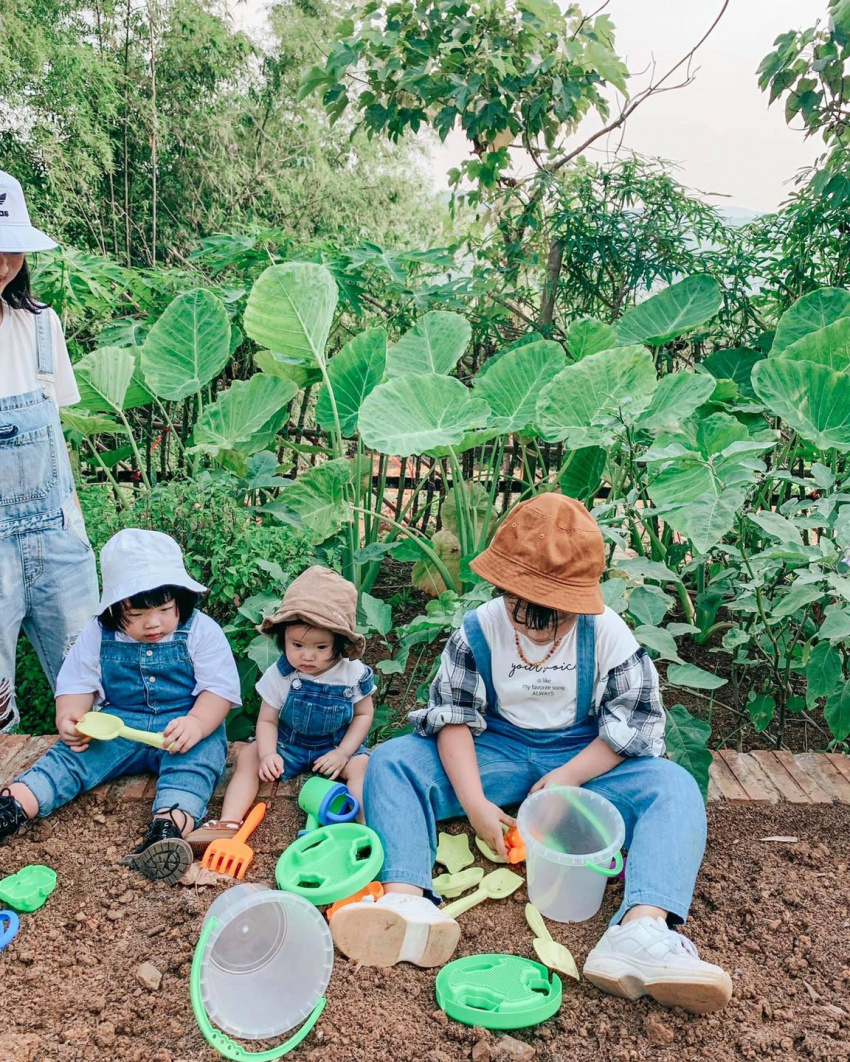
[432,867,485,898]
[435,832,474,874]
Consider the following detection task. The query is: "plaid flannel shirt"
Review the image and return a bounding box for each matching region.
[409,626,666,758]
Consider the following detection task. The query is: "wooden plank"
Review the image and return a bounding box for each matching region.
[708,753,750,802]
[750,750,811,803]
[795,753,850,804]
[707,774,722,802]
[827,753,850,786]
[1,735,57,783]
[0,735,30,779]
[774,750,831,803]
[118,774,154,801]
[717,750,781,803]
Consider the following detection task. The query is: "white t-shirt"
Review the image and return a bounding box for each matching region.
[256,656,373,710]
[56,612,242,707]
[474,597,639,730]
[0,306,80,407]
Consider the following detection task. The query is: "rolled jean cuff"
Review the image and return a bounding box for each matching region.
[153,787,208,826]
[14,767,57,818]
[611,889,690,928]
[377,864,439,902]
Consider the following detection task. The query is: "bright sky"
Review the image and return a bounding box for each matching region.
[229,0,828,213]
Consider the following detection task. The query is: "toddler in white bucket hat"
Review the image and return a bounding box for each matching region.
[0,530,242,885]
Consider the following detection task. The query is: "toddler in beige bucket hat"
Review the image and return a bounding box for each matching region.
[188,566,375,853]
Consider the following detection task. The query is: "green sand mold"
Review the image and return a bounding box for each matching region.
[0,865,57,912]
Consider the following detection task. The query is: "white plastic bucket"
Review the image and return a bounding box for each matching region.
[517,787,625,923]
[197,883,334,1041]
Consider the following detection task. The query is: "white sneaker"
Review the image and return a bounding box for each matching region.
[583,917,733,1014]
[330,892,461,968]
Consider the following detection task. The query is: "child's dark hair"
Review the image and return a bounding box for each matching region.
[271,621,349,658]
[99,585,199,631]
[496,588,565,632]
[1,258,43,314]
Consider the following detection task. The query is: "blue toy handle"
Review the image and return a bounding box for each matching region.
[324,791,359,824]
[0,910,20,953]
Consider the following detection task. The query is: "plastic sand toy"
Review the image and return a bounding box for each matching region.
[326,881,384,920]
[432,867,484,898]
[76,711,167,750]
[297,777,359,837]
[275,823,383,906]
[191,883,332,1060]
[525,903,579,981]
[435,954,562,1029]
[435,832,474,874]
[475,825,526,865]
[0,910,20,953]
[0,865,57,912]
[203,803,267,881]
[441,868,523,918]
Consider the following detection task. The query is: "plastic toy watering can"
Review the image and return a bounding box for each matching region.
[297,776,359,836]
[191,883,333,1060]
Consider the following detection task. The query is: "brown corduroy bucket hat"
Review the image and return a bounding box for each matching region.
[469,494,605,614]
[259,565,366,659]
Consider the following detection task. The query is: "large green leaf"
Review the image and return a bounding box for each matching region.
[535,345,657,446]
[359,376,490,455]
[701,348,764,398]
[244,263,338,367]
[752,358,850,451]
[615,276,723,346]
[564,317,618,360]
[662,487,747,554]
[633,625,684,663]
[60,408,128,436]
[805,641,842,710]
[473,340,565,433]
[386,311,471,377]
[140,289,231,401]
[825,684,850,742]
[192,375,297,456]
[254,349,322,389]
[316,327,387,437]
[667,663,727,690]
[475,333,546,380]
[636,372,715,432]
[558,446,606,499]
[777,316,850,373]
[665,704,713,800]
[74,346,135,413]
[771,287,850,355]
[264,457,353,544]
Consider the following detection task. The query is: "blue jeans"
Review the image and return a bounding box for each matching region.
[0,502,98,729]
[364,724,706,925]
[17,706,228,824]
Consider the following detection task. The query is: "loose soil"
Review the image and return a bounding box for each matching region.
[2,795,848,1062]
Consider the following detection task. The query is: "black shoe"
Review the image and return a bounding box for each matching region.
[122,804,193,885]
[0,788,30,844]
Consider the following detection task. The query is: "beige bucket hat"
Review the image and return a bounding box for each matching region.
[259,566,365,660]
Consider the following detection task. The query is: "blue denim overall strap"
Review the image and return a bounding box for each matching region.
[99,611,198,716]
[0,310,75,537]
[275,653,356,746]
[461,609,597,721]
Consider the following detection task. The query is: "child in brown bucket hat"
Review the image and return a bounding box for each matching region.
[188,567,374,851]
[332,495,732,1014]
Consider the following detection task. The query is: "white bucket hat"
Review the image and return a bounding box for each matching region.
[0,171,58,253]
[98,529,206,613]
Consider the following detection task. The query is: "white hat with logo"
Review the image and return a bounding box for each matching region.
[98,529,207,613]
[0,171,59,253]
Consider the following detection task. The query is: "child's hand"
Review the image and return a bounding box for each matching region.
[530,764,579,793]
[163,715,204,754]
[312,747,350,780]
[467,798,515,861]
[259,753,284,782]
[59,712,91,753]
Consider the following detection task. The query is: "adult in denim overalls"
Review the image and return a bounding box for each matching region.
[0,171,98,731]
[275,655,370,777]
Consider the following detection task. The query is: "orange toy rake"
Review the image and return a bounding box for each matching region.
[202,802,267,880]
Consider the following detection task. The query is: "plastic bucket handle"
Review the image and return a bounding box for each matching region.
[0,909,20,952]
[585,850,624,878]
[191,916,325,1061]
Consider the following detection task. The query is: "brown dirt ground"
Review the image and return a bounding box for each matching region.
[2,796,849,1062]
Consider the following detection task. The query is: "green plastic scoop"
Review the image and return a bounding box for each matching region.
[432,867,484,898]
[76,711,167,750]
[441,868,523,918]
[0,865,57,912]
[525,903,579,981]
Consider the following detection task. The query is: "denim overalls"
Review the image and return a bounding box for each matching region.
[17,612,228,823]
[275,655,371,778]
[364,606,708,924]
[0,310,98,731]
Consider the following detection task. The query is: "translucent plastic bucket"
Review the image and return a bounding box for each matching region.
[197,883,334,1040]
[517,787,625,923]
